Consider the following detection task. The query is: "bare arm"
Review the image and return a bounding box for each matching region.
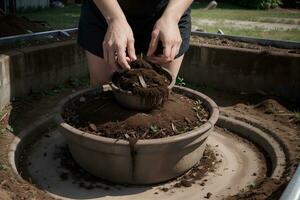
[147,0,194,63]
[163,0,193,22]
[93,0,136,69]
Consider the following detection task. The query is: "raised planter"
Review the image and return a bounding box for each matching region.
[54,85,219,184]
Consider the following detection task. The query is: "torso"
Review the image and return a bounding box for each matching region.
[117,0,169,18]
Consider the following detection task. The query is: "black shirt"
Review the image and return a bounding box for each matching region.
[117,0,169,18]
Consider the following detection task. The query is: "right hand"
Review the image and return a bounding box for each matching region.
[103,19,137,70]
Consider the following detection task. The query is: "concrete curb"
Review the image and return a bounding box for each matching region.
[180,43,300,103]
[217,116,286,179]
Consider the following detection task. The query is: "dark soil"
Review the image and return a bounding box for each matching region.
[164,145,217,191]
[0,15,50,37]
[190,35,300,54]
[0,32,77,53]
[112,58,171,103]
[225,178,284,200]
[63,91,209,140]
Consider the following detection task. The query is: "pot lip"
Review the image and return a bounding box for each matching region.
[54,85,219,146]
[109,67,176,95]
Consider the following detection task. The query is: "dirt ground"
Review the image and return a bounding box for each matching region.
[0,15,50,37]
[190,35,300,54]
[0,83,299,200]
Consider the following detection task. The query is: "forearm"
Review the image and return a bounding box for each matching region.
[162,0,193,22]
[93,0,126,24]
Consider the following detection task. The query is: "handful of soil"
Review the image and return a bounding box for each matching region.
[112,58,171,103]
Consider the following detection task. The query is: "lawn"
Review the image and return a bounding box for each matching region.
[19,5,81,29]
[19,3,300,41]
[191,2,300,41]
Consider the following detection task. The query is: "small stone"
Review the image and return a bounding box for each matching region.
[180,179,192,187]
[160,187,169,192]
[205,192,212,199]
[174,183,181,188]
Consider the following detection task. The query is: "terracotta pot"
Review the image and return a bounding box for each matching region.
[54,85,219,184]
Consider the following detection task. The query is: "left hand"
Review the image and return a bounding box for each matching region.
[147,16,182,64]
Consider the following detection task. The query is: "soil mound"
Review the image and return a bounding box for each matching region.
[254,99,289,114]
[63,91,209,140]
[0,15,49,37]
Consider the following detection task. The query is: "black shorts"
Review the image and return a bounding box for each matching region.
[77,1,191,58]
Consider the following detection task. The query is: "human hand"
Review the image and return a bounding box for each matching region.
[147,16,182,65]
[103,19,137,70]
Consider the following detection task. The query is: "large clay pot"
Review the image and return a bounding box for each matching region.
[54,85,219,184]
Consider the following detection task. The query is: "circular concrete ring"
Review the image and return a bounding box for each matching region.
[217,116,286,179]
[8,113,287,200]
[54,85,219,184]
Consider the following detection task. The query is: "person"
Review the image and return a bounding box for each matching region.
[78,0,193,86]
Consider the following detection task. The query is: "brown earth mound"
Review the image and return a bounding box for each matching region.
[254,99,289,114]
[63,91,209,140]
[0,15,49,37]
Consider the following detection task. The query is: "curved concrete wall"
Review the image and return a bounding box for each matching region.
[0,40,88,110]
[180,43,300,103]
[1,40,299,111]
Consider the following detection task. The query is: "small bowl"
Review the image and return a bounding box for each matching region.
[110,67,175,111]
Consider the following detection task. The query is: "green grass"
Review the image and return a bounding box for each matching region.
[19,5,80,29]
[293,111,300,124]
[0,162,7,171]
[191,2,300,41]
[191,2,300,22]
[199,26,300,41]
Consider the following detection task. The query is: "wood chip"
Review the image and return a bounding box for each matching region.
[0,112,8,122]
[124,133,130,139]
[171,123,178,133]
[184,117,191,124]
[137,74,147,88]
[88,123,97,131]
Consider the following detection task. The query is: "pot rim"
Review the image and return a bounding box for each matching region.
[54,85,219,146]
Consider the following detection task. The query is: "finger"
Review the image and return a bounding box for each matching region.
[147,30,159,56]
[117,47,131,70]
[108,47,117,70]
[102,41,108,64]
[148,56,167,65]
[127,38,137,61]
[170,44,180,60]
[163,41,172,61]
